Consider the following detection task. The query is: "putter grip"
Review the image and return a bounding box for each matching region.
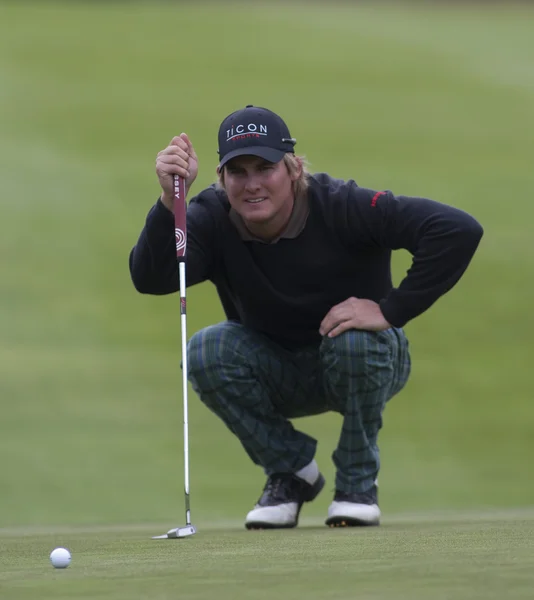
[173,175,187,260]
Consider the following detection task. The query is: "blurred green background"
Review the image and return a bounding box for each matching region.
[1,0,533,530]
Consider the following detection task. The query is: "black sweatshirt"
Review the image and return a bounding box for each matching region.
[129,173,483,348]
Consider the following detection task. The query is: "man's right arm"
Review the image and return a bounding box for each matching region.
[128,197,213,295]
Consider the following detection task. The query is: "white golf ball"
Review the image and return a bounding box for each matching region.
[50,547,71,569]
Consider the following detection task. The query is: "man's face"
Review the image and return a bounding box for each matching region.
[222,155,296,227]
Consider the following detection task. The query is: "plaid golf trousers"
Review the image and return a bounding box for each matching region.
[187,321,411,494]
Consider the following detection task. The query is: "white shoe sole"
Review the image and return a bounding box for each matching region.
[325,501,381,527]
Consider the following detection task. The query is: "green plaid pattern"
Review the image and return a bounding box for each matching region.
[187,322,410,494]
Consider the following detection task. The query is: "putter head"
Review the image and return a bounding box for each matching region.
[152,525,197,540]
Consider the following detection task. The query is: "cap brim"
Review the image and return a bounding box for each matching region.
[219,146,286,169]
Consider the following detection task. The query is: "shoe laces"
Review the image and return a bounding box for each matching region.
[335,488,377,504]
[260,474,302,504]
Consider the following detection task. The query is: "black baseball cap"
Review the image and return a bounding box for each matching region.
[217,105,296,168]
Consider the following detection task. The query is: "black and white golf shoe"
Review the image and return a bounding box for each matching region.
[325,486,380,527]
[245,472,325,529]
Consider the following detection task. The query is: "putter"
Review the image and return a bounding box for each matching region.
[153,174,197,540]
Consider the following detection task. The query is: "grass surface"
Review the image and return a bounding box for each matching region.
[2,511,534,600]
[0,1,533,597]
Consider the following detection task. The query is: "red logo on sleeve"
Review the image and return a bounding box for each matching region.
[371,191,386,207]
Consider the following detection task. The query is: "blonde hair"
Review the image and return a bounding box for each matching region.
[218,154,311,202]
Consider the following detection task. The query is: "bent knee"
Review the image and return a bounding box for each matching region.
[320,330,392,373]
[187,321,257,375]
[188,323,231,372]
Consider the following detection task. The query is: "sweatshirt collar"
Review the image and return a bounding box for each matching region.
[229,195,309,243]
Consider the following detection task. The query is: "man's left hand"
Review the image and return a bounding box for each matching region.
[319,297,392,338]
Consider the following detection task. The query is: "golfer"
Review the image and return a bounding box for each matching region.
[129,105,483,529]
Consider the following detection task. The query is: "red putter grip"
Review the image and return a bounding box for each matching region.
[173,175,187,260]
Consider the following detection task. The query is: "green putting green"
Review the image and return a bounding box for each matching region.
[2,513,534,599]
